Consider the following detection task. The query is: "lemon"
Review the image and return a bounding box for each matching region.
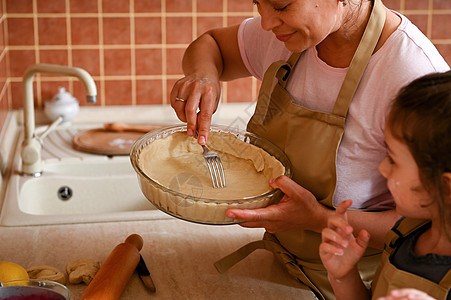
[0,261,29,285]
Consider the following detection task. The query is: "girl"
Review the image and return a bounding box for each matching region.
[319,71,451,300]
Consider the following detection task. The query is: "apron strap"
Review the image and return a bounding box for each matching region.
[214,240,269,274]
[214,234,326,298]
[285,52,302,83]
[251,52,303,125]
[383,217,430,255]
[333,0,386,117]
[439,268,451,287]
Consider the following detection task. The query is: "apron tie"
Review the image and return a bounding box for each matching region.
[214,232,327,299]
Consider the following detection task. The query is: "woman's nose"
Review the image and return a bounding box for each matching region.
[378,157,390,179]
[259,4,282,31]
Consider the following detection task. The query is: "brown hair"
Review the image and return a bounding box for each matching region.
[387,71,451,240]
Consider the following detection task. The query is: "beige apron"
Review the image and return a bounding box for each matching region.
[215,1,386,299]
[372,218,451,300]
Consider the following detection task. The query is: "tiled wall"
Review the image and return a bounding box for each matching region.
[0,2,6,130]
[4,0,259,113]
[0,0,450,133]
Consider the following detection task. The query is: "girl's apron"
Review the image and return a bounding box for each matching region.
[215,0,386,299]
[372,218,451,300]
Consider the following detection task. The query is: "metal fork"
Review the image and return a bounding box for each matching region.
[201,144,226,188]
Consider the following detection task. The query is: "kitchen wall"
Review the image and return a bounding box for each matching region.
[0,2,6,131]
[0,0,450,133]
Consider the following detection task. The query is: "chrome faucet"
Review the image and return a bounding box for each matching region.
[21,64,97,176]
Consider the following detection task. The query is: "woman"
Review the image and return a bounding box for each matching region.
[170,0,449,299]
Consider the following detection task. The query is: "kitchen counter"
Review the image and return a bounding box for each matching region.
[0,219,316,299]
[0,103,316,299]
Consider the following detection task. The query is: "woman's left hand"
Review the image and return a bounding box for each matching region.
[225,175,333,233]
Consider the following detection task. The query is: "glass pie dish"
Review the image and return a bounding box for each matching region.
[130,125,292,225]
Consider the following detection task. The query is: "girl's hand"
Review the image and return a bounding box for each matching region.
[377,288,437,300]
[319,200,370,280]
[170,74,221,145]
[225,175,333,233]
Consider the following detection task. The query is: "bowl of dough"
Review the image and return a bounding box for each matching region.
[130,125,291,225]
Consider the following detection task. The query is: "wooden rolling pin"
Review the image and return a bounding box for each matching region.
[80,234,143,300]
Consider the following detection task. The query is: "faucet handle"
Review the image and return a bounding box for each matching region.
[21,139,43,176]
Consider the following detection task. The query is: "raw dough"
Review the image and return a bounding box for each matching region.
[66,258,100,285]
[136,131,286,224]
[139,131,285,200]
[27,265,66,285]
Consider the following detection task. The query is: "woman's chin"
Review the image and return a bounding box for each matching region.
[283,41,308,53]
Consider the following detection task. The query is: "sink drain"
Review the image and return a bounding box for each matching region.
[57,186,73,201]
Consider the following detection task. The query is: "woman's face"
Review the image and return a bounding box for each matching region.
[253,0,343,52]
[378,128,435,219]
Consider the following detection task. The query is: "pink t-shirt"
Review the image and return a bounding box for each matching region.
[238,13,449,209]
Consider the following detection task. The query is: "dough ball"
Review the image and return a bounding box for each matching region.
[66,258,100,285]
[27,265,66,285]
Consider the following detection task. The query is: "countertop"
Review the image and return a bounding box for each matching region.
[0,219,316,299]
[0,104,316,299]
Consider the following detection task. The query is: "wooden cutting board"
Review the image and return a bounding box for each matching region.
[72,129,146,156]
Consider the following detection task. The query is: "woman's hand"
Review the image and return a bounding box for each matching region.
[225,175,333,233]
[169,25,247,145]
[319,200,370,280]
[377,289,437,300]
[170,74,221,145]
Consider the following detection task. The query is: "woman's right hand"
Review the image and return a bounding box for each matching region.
[170,73,221,145]
[169,25,248,145]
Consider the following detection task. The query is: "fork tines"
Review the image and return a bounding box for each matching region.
[201,145,226,189]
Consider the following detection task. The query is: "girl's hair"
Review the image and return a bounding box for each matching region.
[387,71,451,240]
